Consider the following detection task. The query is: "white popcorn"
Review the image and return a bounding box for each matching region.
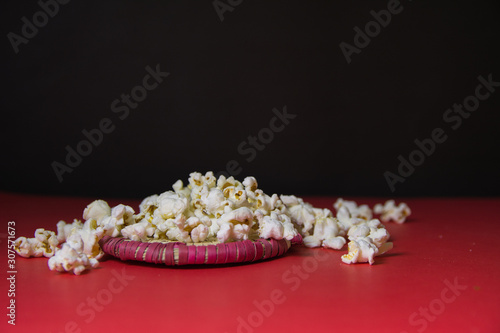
[258,211,297,240]
[48,243,99,275]
[281,195,316,236]
[83,200,111,223]
[165,215,192,243]
[139,194,159,213]
[336,206,366,236]
[56,219,83,243]
[66,219,105,259]
[216,223,252,243]
[216,207,254,242]
[347,219,390,248]
[14,172,410,276]
[255,192,281,214]
[188,171,217,192]
[283,196,394,264]
[223,186,249,209]
[374,200,411,223]
[341,237,393,265]
[201,188,226,216]
[301,209,345,250]
[334,198,372,220]
[341,237,379,265]
[281,214,299,240]
[166,228,191,243]
[99,204,135,237]
[323,237,347,250]
[172,180,191,198]
[216,175,239,191]
[279,195,300,206]
[242,176,258,192]
[157,192,188,219]
[14,228,59,258]
[121,220,155,242]
[191,224,209,243]
[302,236,322,248]
[218,207,254,225]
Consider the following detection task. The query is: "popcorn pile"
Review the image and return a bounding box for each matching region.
[14,172,411,274]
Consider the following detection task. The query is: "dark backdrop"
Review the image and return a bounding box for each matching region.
[2,0,499,199]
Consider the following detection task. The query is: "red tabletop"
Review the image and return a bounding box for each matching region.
[1,192,499,333]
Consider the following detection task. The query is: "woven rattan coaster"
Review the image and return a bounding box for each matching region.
[99,235,295,265]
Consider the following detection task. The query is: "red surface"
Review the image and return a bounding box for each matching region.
[1,192,499,333]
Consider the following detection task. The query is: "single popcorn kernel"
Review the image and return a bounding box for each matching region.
[374,200,411,223]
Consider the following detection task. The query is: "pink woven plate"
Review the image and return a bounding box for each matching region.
[99,235,294,266]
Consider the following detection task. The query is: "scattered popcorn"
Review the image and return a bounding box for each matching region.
[14,228,59,258]
[48,243,99,275]
[257,211,297,241]
[341,237,379,265]
[301,208,345,250]
[66,218,105,259]
[56,219,83,243]
[374,200,411,223]
[334,198,373,220]
[281,195,316,236]
[347,219,390,248]
[341,237,393,265]
[335,206,366,236]
[13,171,410,273]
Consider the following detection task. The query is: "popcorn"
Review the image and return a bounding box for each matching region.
[48,243,99,275]
[14,171,410,274]
[165,215,192,243]
[99,204,135,237]
[253,191,280,214]
[216,174,239,191]
[216,207,254,242]
[14,228,59,258]
[341,237,380,265]
[139,194,159,213]
[83,200,111,223]
[374,200,411,223]
[302,208,346,250]
[189,171,217,189]
[224,186,249,209]
[172,180,190,198]
[335,206,366,236]
[347,219,390,248]
[157,192,188,219]
[66,219,105,259]
[201,188,226,216]
[190,223,209,243]
[56,219,83,243]
[341,237,393,265]
[258,211,297,241]
[334,198,372,220]
[128,173,301,245]
[121,220,155,242]
[242,176,258,192]
[281,195,316,236]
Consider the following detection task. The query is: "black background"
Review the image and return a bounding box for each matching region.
[2,0,499,199]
